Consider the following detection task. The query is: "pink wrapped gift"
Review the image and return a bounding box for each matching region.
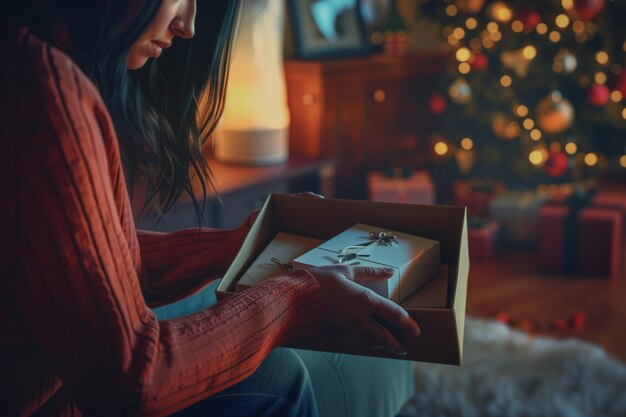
[578,207,623,278]
[367,171,435,205]
[468,220,500,260]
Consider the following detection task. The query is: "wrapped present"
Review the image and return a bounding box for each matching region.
[293,223,441,303]
[468,219,500,260]
[368,170,435,205]
[235,233,322,292]
[489,191,549,246]
[593,192,626,236]
[578,207,623,278]
[454,179,507,218]
[538,204,571,273]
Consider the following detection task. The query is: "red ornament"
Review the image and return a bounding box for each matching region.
[428,94,447,114]
[571,0,605,21]
[613,70,626,97]
[518,10,541,31]
[471,53,489,71]
[544,150,569,178]
[588,83,610,106]
[551,318,568,331]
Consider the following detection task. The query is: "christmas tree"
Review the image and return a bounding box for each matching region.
[420,0,626,187]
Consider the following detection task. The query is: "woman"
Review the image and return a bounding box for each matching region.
[0,0,421,416]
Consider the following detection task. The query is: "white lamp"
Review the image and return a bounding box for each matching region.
[214,0,290,165]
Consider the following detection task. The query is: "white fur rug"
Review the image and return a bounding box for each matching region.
[399,317,626,417]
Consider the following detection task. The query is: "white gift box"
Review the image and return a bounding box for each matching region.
[292,223,440,303]
[236,232,323,292]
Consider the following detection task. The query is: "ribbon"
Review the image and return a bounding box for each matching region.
[338,231,398,263]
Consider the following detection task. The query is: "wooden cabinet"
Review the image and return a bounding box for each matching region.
[285,53,446,199]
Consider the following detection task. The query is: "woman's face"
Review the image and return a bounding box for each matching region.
[127,0,197,70]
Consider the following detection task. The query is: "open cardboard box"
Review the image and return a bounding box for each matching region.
[217,194,470,365]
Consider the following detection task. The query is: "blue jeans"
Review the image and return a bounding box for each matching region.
[171,347,318,417]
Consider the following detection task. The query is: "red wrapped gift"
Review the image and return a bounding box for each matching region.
[468,219,500,260]
[578,207,623,278]
[538,204,570,273]
[593,192,626,235]
[368,171,435,205]
[454,179,506,218]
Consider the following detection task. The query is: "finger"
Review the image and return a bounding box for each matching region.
[371,295,421,338]
[362,321,408,356]
[349,266,394,283]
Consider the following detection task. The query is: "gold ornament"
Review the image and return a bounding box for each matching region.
[449,77,472,104]
[456,0,486,14]
[536,91,575,134]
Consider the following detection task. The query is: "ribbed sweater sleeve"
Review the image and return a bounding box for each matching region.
[10,31,326,416]
[136,214,256,308]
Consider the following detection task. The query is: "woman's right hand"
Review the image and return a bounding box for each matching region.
[306,265,421,356]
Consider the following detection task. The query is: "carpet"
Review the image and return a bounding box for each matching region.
[398,317,626,417]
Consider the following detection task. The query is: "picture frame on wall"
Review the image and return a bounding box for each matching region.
[288,0,372,59]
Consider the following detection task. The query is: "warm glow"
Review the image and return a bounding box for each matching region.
[516,105,529,117]
[623,40,626,52]
[500,75,512,87]
[550,141,561,152]
[623,108,626,120]
[446,4,458,16]
[456,47,471,62]
[620,155,626,168]
[523,118,535,130]
[443,26,454,37]
[536,23,548,35]
[461,137,474,150]
[530,129,543,141]
[615,91,625,102]
[466,18,478,30]
[448,34,460,46]
[511,20,524,33]
[459,62,471,74]
[553,63,563,73]
[482,37,494,49]
[434,141,449,156]
[490,31,502,42]
[584,153,598,167]
[491,2,513,22]
[529,150,544,165]
[595,72,607,84]
[565,142,578,155]
[453,27,466,39]
[596,51,609,65]
[572,20,585,34]
[576,33,588,43]
[487,22,499,33]
[550,31,562,43]
[562,0,573,9]
[523,45,537,59]
[555,14,570,29]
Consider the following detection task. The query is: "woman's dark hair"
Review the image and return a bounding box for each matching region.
[8,0,242,224]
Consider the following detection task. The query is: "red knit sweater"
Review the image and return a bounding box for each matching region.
[0,26,326,417]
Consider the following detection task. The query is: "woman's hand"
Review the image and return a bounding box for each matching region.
[306,265,421,356]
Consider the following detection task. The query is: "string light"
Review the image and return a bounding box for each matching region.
[523,118,535,130]
[487,22,499,33]
[530,129,543,141]
[565,142,578,155]
[622,108,626,120]
[620,155,626,168]
[458,62,471,74]
[576,33,588,43]
[523,45,537,59]
[584,153,598,167]
[434,141,449,156]
[456,47,471,62]
[469,38,482,51]
[595,51,609,65]
[561,0,573,9]
[448,34,460,46]
[446,4,458,16]
[516,105,529,117]
[466,18,478,30]
[482,37,495,49]
[511,20,524,33]
[595,72,607,84]
[461,137,474,150]
[536,23,548,35]
[550,31,562,43]
[453,27,466,39]
[490,2,513,22]
[529,150,544,165]
[490,31,502,42]
[500,75,512,87]
[572,20,585,34]
[555,14,570,28]
[550,141,561,152]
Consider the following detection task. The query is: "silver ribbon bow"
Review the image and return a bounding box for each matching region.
[338,231,398,263]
